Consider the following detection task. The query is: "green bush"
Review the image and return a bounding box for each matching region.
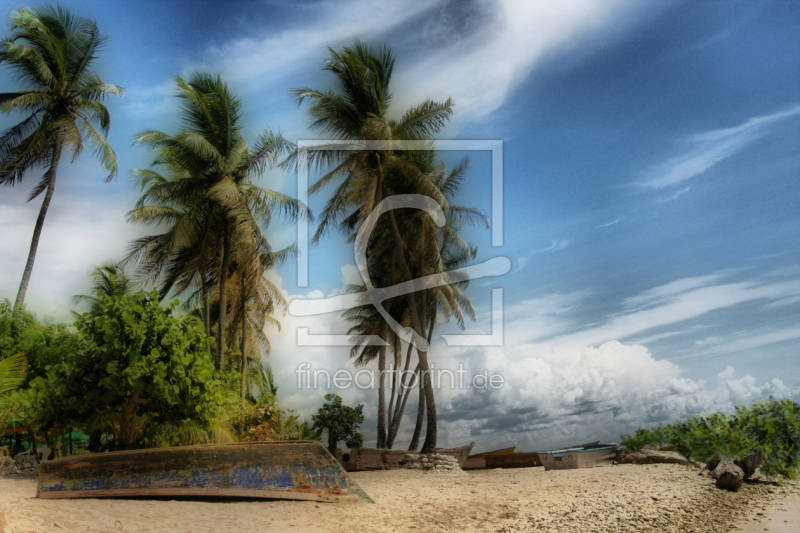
[621,397,800,479]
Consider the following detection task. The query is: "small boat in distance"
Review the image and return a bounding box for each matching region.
[462,446,516,470]
[485,451,542,469]
[538,443,619,471]
[339,442,475,471]
[37,441,373,503]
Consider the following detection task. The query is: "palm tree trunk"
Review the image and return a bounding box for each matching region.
[240,276,247,405]
[408,369,425,451]
[216,227,231,370]
[376,321,388,448]
[15,141,62,308]
[389,312,433,447]
[385,208,437,452]
[202,272,211,340]
[385,333,399,438]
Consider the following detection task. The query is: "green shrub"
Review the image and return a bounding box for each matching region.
[621,397,800,479]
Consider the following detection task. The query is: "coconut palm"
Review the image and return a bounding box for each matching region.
[290,41,456,451]
[128,73,307,369]
[0,5,122,307]
[72,260,137,314]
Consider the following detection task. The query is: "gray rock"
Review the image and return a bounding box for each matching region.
[735,452,764,479]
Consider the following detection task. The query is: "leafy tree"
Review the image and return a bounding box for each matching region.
[312,394,364,455]
[29,290,224,450]
[0,5,123,307]
[0,352,26,431]
[0,299,78,384]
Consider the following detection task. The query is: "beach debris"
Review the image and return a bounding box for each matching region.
[0,457,19,476]
[0,511,9,533]
[53,522,63,528]
[401,453,466,475]
[712,459,744,491]
[736,452,765,479]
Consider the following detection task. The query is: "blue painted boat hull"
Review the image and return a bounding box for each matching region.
[37,441,373,502]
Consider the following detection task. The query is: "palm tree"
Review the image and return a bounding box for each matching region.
[72,260,137,313]
[0,5,122,307]
[289,41,456,451]
[128,73,307,369]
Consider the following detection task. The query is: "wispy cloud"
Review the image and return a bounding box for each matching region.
[639,104,800,189]
[396,0,639,120]
[178,0,641,125]
[596,217,623,228]
[659,186,691,202]
[539,240,570,253]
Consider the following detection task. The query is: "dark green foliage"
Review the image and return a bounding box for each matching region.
[312,393,365,455]
[621,397,800,479]
[28,290,224,450]
[0,299,78,384]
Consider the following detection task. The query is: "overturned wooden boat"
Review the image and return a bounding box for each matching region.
[481,441,601,470]
[485,451,542,469]
[462,446,516,470]
[339,442,474,471]
[37,441,373,502]
[538,443,619,471]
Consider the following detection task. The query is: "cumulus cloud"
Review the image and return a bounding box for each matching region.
[440,341,793,451]
[263,266,800,451]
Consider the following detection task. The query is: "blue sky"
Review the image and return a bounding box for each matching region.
[1,0,798,451]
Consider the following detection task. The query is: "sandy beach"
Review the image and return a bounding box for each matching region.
[2,464,798,533]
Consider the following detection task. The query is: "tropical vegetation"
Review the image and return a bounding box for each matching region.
[621,397,800,480]
[0,4,493,459]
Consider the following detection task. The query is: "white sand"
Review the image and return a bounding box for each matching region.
[1,464,797,532]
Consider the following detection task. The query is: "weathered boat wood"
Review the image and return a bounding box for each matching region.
[485,451,542,469]
[467,446,516,460]
[340,442,475,471]
[462,446,516,470]
[37,441,373,503]
[538,444,619,471]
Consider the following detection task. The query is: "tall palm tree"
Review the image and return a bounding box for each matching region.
[289,41,456,451]
[128,73,306,369]
[0,5,122,307]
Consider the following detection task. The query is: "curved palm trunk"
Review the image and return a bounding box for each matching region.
[376,321,388,448]
[241,276,247,404]
[216,227,231,370]
[386,208,437,452]
[15,142,62,308]
[408,368,425,451]
[390,313,434,448]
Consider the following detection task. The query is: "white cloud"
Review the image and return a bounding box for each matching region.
[262,265,800,450]
[0,190,142,321]
[176,0,642,126]
[596,217,623,228]
[538,239,570,253]
[395,0,639,121]
[640,104,800,189]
